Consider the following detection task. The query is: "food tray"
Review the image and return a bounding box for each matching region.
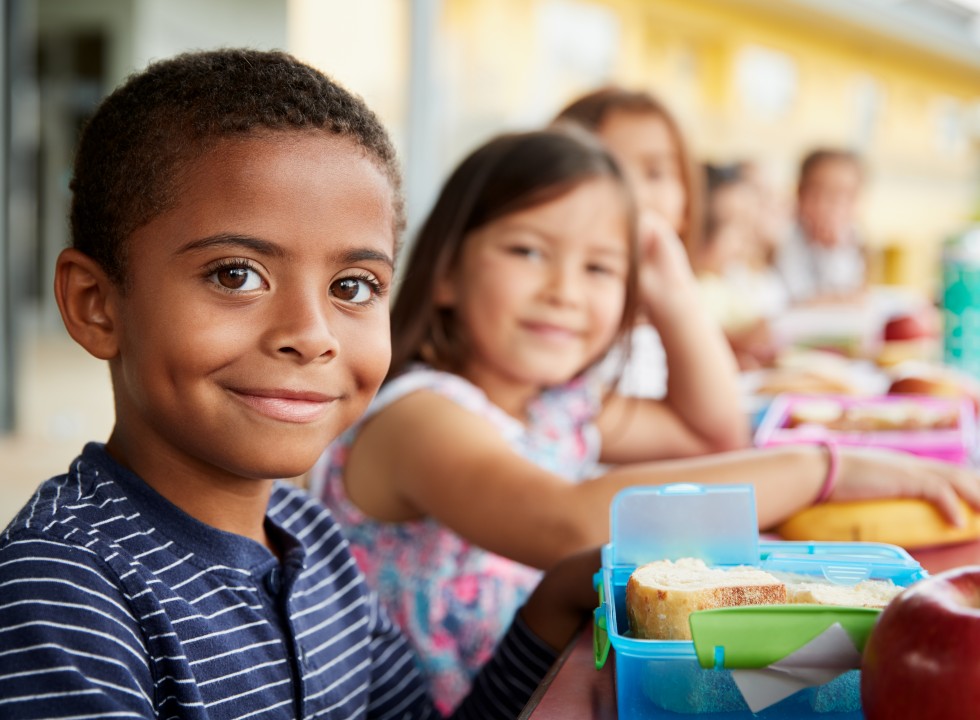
[753,393,975,465]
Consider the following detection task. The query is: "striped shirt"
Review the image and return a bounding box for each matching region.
[0,443,556,719]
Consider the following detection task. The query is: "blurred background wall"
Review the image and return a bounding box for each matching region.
[1,0,979,524]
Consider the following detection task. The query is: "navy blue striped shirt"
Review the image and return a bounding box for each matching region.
[0,443,556,719]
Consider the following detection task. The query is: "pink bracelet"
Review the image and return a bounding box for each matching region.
[814,439,840,504]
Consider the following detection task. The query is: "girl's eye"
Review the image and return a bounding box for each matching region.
[587,262,625,278]
[208,264,264,292]
[508,245,544,260]
[646,162,681,182]
[331,276,380,304]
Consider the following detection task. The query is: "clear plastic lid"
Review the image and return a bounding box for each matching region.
[608,484,759,567]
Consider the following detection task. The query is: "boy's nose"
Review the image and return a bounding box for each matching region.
[268,292,339,362]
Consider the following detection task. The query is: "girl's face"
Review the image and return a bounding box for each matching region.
[106,133,396,485]
[437,177,630,406]
[595,110,687,236]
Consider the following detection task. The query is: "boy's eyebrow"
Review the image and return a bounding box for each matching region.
[176,233,286,258]
[340,248,395,269]
[175,234,394,268]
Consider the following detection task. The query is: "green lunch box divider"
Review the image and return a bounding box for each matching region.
[688,605,883,670]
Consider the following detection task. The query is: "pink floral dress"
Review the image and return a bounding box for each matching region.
[313,364,603,714]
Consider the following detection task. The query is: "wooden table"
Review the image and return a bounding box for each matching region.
[520,539,980,719]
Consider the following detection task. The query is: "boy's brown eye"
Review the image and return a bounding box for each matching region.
[218,267,250,289]
[331,277,375,304]
[208,265,263,292]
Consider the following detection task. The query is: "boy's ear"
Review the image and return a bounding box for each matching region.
[54,248,120,360]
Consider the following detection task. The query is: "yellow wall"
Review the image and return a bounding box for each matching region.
[622,0,980,294]
[443,0,980,296]
[288,0,409,148]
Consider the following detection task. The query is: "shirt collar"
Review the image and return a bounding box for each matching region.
[79,442,303,573]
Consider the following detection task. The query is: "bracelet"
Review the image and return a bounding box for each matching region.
[814,439,840,504]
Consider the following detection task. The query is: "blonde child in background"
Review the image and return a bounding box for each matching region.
[738,158,793,269]
[554,86,738,403]
[315,126,980,711]
[694,162,787,369]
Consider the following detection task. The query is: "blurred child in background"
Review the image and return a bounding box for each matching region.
[315,127,980,711]
[694,162,787,369]
[775,148,867,303]
[738,158,793,269]
[554,87,743,405]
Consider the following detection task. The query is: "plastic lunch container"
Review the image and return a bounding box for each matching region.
[753,393,976,465]
[594,485,926,719]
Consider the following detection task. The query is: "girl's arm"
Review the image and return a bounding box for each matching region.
[344,390,980,571]
[598,213,748,464]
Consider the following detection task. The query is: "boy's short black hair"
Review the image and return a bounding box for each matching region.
[70,48,403,286]
[797,148,864,191]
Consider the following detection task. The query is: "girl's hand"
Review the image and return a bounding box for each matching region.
[830,448,980,526]
[636,210,700,322]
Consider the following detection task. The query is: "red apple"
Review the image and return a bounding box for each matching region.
[882,311,937,342]
[861,566,980,719]
[888,375,965,401]
[888,375,980,415]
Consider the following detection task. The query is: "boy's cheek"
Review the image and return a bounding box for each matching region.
[349,329,391,394]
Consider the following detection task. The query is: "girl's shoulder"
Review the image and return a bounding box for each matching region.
[378,364,605,430]
[372,364,518,429]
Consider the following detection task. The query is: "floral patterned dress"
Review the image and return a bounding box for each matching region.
[313,364,603,713]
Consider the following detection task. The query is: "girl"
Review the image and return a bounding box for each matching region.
[315,127,980,710]
[555,87,701,259]
[554,86,719,401]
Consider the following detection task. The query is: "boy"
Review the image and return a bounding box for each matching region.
[775,148,867,303]
[0,49,594,719]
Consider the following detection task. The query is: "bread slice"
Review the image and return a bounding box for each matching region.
[785,578,903,608]
[626,558,787,640]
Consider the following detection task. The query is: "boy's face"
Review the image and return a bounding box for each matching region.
[107,132,396,482]
[798,158,862,249]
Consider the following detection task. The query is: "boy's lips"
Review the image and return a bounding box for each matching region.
[227,387,339,423]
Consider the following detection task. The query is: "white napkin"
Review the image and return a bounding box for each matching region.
[729,623,862,713]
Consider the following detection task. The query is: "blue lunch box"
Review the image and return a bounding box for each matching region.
[594,484,926,719]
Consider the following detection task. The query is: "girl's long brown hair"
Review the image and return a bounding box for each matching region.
[389,127,639,381]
